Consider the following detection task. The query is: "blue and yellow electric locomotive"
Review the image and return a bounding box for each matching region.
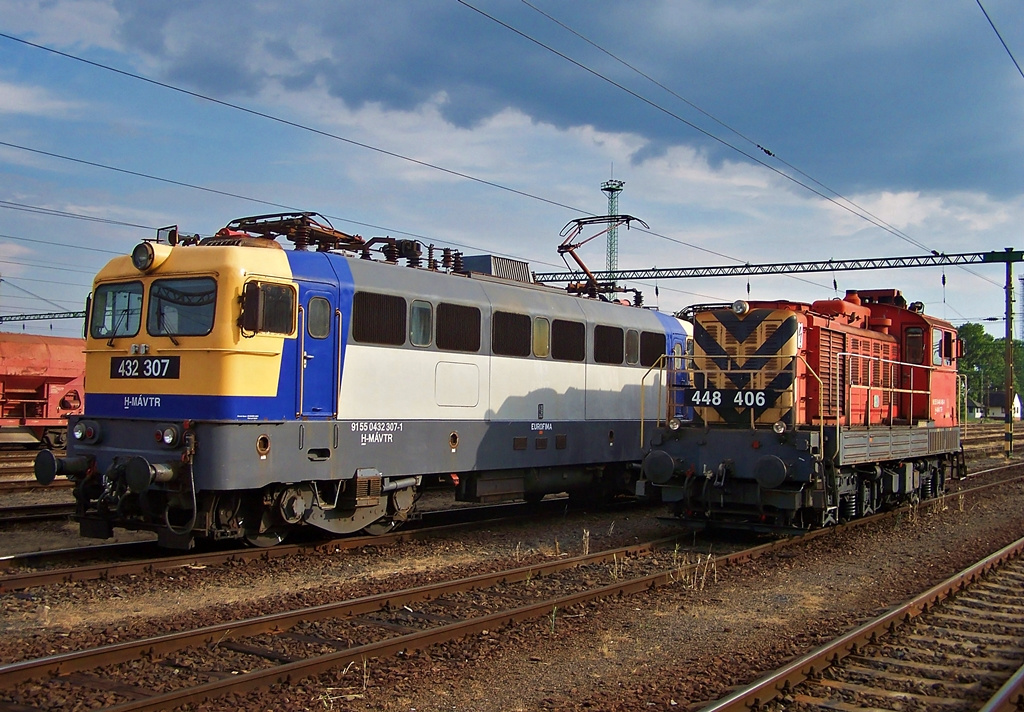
[36,213,689,548]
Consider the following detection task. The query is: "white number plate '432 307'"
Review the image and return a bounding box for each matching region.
[110,356,181,379]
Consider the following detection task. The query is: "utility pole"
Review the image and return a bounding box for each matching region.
[601,179,624,274]
[1005,249,1015,458]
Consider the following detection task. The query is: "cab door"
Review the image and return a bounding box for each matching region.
[901,326,929,422]
[666,331,690,420]
[298,286,339,418]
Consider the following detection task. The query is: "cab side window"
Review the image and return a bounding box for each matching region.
[905,327,924,364]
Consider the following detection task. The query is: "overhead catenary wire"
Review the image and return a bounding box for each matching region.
[456,1,975,261]
[0,31,928,293]
[468,0,1000,290]
[0,21,1003,314]
[519,0,940,255]
[976,0,1024,81]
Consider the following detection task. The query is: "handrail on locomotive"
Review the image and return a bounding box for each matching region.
[641,346,956,471]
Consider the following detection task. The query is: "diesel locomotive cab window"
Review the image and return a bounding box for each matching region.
[307,297,331,340]
[551,319,585,362]
[905,327,924,364]
[492,311,531,357]
[933,329,953,366]
[436,303,481,352]
[352,292,406,345]
[147,278,216,336]
[90,281,143,339]
[594,325,624,364]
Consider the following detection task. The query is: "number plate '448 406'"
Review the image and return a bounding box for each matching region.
[110,356,181,379]
[685,389,774,408]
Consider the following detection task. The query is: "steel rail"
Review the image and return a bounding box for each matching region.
[0,502,75,524]
[19,491,1008,711]
[0,467,1018,592]
[0,536,686,685]
[696,534,1024,712]
[2,474,1021,709]
[0,496,588,592]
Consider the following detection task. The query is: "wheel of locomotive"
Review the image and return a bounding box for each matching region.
[361,482,420,536]
[244,515,289,547]
[361,518,398,536]
[241,493,289,547]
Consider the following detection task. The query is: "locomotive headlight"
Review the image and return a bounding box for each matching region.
[772,420,787,435]
[160,426,180,447]
[71,420,101,444]
[667,417,682,431]
[731,299,749,315]
[132,242,155,271]
[131,241,172,272]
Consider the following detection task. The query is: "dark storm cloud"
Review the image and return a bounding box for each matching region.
[111,1,1023,197]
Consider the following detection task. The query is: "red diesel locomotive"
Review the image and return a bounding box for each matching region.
[641,289,964,532]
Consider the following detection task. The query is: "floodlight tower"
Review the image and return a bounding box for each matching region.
[601,179,625,273]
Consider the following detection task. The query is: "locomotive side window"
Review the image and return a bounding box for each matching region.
[933,329,953,366]
[905,327,924,364]
[147,277,216,337]
[91,281,143,339]
[551,319,585,362]
[409,300,432,347]
[352,292,406,345]
[639,331,666,367]
[436,303,481,352]
[492,311,530,357]
[594,325,624,364]
[307,297,331,340]
[625,329,640,365]
[533,317,550,358]
[933,327,954,364]
[241,281,295,335]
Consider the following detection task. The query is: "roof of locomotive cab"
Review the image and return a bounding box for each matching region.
[93,242,293,284]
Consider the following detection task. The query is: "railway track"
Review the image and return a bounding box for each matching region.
[0,467,1020,709]
[0,496,610,592]
[3,479,1017,712]
[0,503,74,525]
[0,529,787,711]
[698,535,1024,712]
[1,463,1020,595]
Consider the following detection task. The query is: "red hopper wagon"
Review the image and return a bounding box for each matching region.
[0,333,85,447]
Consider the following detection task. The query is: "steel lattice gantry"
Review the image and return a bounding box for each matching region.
[532,248,1023,283]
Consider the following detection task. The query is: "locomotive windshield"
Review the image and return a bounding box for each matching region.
[90,281,143,339]
[147,277,217,336]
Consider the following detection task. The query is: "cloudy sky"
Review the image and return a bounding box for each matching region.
[0,0,1021,339]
